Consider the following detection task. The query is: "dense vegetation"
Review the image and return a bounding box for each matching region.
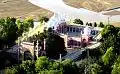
[27,28,67,59]
[74,19,84,25]
[5,24,120,74]
[0,17,33,50]
[39,16,49,23]
[1,17,120,74]
[0,17,33,69]
[73,18,104,28]
[5,56,80,74]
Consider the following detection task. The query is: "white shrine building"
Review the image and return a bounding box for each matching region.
[47,21,100,48]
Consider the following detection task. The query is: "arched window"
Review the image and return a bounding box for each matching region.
[95,31,98,35]
[73,28,75,32]
[76,28,79,32]
[79,28,84,34]
[67,27,69,32]
[81,29,84,34]
[74,41,77,46]
[83,39,86,43]
[52,26,54,29]
[82,39,87,47]
[70,27,72,32]
[69,39,73,45]
[91,30,95,35]
[56,25,60,31]
[78,42,81,46]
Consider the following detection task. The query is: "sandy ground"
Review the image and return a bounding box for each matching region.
[0,0,53,19]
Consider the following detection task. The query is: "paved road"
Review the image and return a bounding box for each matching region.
[29,0,120,24]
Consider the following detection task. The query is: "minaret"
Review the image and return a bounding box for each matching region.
[65,33,68,48]
[36,40,39,59]
[18,37,20,64]
[82,26,91,45]
[44,39,46,51]
[33,40,36,60]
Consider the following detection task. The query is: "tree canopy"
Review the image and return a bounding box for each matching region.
[102,47,116,65]
[112,56,120,74]
[73,19,83,25]
[0,17,33,50]
[5,56,79,74]
[98,22,104,28]
[94,22,97,27]
[39,16,49,23]
[27,28,67,58]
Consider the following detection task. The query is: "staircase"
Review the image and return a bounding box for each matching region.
[62,49,85,61]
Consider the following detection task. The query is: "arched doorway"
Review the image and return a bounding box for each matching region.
[24,51,32,61]
[82,39,87,47]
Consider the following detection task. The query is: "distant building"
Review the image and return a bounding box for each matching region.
[51,22,99,48]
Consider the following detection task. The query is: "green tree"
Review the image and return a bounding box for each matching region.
[39,16,49,23]
[94,22,97,27]
[5,67,18,74]
[101,25,117,38]
[5,56,84,74]
[0,17,18,47]
[62,59,79,74]
[20,60,35,74]
[23,17,34,29]
[98,25,120,74]
[102,47,116,65]
[100,25,119,53]
[16,17,33,34]
[0,17,34,50]
[46,32,67,58]
[86,22,89,26]
[39,70,63,74]
[16,19,24,36]
[35,56,50,72]
[76,57,98,74]
[98,22,104,28]
[5,60,35,74]
[91,63,102,74]
[89,23,92,27]
[28,28,67,58]
[73,19,83,25]
[112,56,120,74]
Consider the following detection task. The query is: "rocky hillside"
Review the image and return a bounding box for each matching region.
[64,0,120,12]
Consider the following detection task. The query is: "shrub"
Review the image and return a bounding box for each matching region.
[73,19,83,25]
[38,70,63,74]
[112,56,120,74]
[35,56,50,72]
[39,16,49,23]
[5,67,18,74]
[98,22,104,28]
[94,22,97,27]
[102,47,116,65]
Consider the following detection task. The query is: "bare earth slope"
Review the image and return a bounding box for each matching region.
[64,0,120,12]
[64,0,120,27]
[0,0,53,19]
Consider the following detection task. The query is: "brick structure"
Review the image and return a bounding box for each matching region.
[54,22,98,48]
